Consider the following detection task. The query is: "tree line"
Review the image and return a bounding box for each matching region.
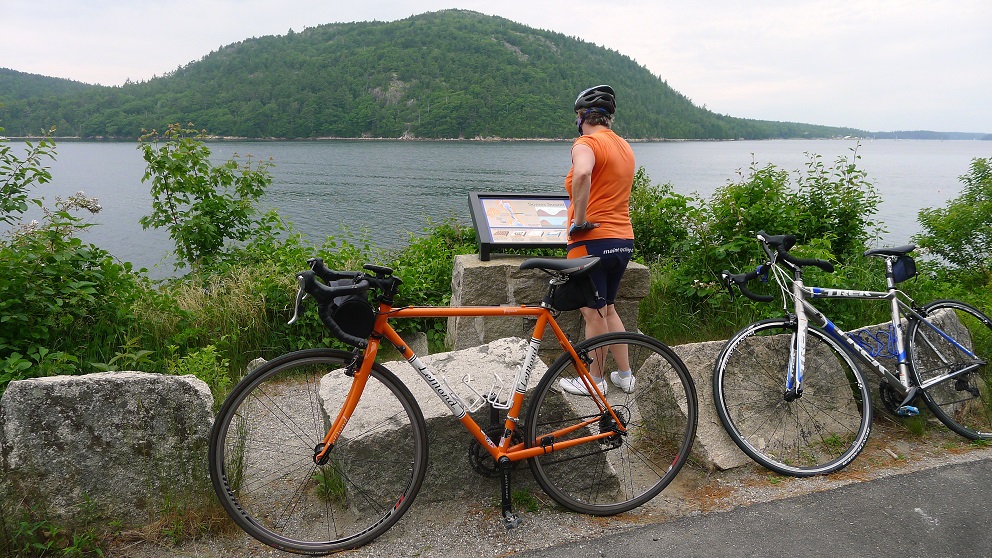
[0,10,866,140]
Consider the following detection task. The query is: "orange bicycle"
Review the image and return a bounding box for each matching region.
[208,256,697,554]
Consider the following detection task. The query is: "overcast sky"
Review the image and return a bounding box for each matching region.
[5,0,990,133]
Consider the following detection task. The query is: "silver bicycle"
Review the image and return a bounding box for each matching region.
[714,231,991,476]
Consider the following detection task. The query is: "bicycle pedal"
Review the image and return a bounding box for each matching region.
[502,511,523,529]
[896,405,920,417]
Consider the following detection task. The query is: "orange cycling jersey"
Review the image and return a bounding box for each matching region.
[564,129,635,242]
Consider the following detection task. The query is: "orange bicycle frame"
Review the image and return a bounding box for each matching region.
[314,302,626,464]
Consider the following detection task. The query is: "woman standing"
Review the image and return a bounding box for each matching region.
[559,84,637,396]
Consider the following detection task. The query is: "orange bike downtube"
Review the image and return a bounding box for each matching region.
[314,336,380,463]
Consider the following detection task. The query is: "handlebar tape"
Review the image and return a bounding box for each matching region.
[722,266,775,303]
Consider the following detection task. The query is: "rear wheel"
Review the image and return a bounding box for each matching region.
[713,319,872,476]
[909,300,992,440]
[526,332,697,515]
[208,349,428,554]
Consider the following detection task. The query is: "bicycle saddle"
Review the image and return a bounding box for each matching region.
[864,245,916,257]
[519,256,600,276]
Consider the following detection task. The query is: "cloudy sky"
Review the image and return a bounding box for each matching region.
[5,0,990,133]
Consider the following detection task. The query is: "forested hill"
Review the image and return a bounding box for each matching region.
[0,10,865,140]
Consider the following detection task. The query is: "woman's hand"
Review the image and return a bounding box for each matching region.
[568,221,600,236]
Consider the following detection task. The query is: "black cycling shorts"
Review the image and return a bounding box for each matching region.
[566,238,634,308]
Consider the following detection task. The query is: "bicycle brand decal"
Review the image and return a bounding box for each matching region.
[811,287,876,298]
[516,337,542,393]
[408,354,466,417]
[330,415,350,443]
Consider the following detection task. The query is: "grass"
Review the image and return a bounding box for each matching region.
[902,415,929,437]
[820,433,851,452]
[510,489,541,514]
[313,465,348,505]
[0,493,229,557]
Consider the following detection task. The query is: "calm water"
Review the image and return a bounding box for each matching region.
[9,139,990,278]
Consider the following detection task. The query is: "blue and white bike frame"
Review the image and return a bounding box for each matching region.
[771,255,980,412]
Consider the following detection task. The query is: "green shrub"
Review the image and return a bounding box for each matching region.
[795,147,882,261]
[138,124,275,270]
[0,130,55,227]
[387,219,477,349]
[633,149,885,342]
[915,156,992,278]
[168,345,232,406]
[629,167,703,264]
[0,498,107,558]
[0,138,149,391]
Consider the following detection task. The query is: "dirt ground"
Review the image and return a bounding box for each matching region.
[106,413,992,558]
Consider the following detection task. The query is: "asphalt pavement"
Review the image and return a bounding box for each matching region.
[516,457,992,558]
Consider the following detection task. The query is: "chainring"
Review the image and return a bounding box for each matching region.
[879,380,906,415]
[468,426,522,477]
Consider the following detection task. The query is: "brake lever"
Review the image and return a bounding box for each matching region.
[288,273,309,325]
[720,271,736,302]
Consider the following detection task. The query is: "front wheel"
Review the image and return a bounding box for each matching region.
[526,332,697,515]
[208,349,428,554]
[909,300,992,440]
[713,319,872,476]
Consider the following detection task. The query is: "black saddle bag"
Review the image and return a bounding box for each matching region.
[551,275,600,311]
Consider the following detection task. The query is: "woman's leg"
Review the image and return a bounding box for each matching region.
[580,303,630,377]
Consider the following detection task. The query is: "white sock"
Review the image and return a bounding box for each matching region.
[616,369,632,378]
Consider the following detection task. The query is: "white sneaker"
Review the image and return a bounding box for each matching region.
[559,376,607,396]
[610,371,636,393]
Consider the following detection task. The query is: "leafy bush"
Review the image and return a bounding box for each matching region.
[0,133,149,392]
[633,150,884,342]
[628,167,702,263]
[915,156,992,278]
[0,499,107,558]
[168,345,232,406]
[138,124,275,269]
[0,130,54,227]
[387,219,477,349]
[795,147,882,261]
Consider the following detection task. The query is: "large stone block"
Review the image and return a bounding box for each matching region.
[0,372,214,527]
[618,261,651,299]
[450,256,517,306]
[671,340,751,470]
[448,254,649,358]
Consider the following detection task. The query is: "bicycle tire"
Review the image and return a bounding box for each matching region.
[208,349,428,554]
[526,332,697,515]
[908,299,992,440]
[713,319,872,476]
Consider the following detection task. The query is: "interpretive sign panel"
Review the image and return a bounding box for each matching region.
[468,192,570,260]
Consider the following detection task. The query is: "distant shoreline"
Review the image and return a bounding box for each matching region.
[8,135,987,143]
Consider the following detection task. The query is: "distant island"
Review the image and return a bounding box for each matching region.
[867,131,991,140]
[0,10,987,141]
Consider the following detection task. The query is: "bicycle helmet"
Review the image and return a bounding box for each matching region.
[574,85,616,115]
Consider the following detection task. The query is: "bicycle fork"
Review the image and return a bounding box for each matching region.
[784,281,809,402]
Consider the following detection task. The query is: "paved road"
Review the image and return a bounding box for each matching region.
[517,457,992,558]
